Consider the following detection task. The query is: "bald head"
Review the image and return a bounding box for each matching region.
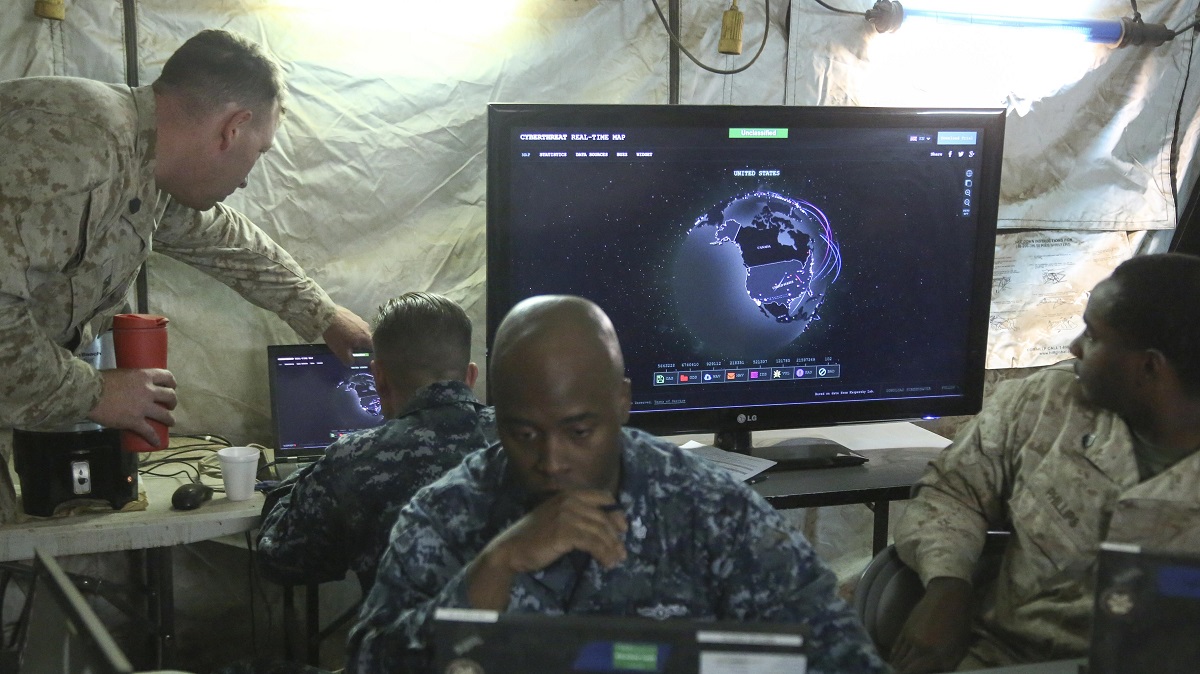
[491,295,625,388]
[491,296,631,496]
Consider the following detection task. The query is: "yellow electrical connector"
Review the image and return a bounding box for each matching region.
[34,0,65,21]
[719,0,744,55]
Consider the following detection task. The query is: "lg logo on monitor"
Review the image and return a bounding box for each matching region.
[736,413,758,424]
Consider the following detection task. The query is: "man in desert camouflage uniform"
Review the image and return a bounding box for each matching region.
[346,295,889,674]
[0,30,372,522]
[890,253,1200,673]
[257,292,497,592]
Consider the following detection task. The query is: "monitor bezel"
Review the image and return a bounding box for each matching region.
[486,103,1004,438]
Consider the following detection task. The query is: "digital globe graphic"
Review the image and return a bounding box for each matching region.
[672,190,841,357]
[338,373,382,417]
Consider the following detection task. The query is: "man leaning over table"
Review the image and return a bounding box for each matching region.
[0,29,372,523]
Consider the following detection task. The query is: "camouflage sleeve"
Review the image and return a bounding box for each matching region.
[894,378,1028,585]
[718,493,891,674]
[256,456,353,586]
[345,497,477,674]
[0,297,103,427]
[0,109,107,427]
[151,200,338,342]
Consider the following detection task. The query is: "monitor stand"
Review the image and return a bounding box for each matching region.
[713,430,868,471]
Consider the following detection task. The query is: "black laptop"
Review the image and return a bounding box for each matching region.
[266,344,386,476]
[1088,542,1200,674]
[432,609,808,674]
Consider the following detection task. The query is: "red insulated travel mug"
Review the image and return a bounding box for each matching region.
[112,313,169,452]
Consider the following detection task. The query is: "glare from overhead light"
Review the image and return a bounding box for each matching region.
[866,1,1174,47]
[269,0,525,40]
[263,0,528,77]
[893,0,1107,22]
[861,0,1115,112]
[902,10,1124,44]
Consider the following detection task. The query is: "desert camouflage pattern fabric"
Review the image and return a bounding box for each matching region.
[1,77,339,523]
[894,361,1200,669]
[257,381,497,591]
[346,427,889,674]
[0,76,337,431]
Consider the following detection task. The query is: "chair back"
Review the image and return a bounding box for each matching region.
[852,545,924,659]
[852,531,1010,659]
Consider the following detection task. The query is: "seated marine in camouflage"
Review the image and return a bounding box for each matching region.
[890,253,1200,673]
[346,295,889,674]
[257,292,497,592]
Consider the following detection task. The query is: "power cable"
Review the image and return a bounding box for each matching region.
[649,0,771,75]
[1168,3,1200,235]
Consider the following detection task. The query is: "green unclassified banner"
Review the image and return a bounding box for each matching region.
[612,642,660,671]
[729,127,789,139]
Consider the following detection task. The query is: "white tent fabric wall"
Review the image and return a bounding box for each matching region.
[4,0,1194,448]
[131,0,794,445]
[787,0,1200,235]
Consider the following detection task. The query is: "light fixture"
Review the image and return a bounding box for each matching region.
[865,0,1177,48]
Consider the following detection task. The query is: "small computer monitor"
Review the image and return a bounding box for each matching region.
[486,104,1004,456]
[16,549,135,674]
[267,344,385,461]
[1090,543,1200,674]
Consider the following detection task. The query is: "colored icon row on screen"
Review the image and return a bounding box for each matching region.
[653,365,841,386]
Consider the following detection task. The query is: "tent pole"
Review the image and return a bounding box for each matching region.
[669,0,680,104]
[122,0,150,314]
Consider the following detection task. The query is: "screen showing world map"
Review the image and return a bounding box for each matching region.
[487,105,1003,435]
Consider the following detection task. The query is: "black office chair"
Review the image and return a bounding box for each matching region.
[853,531,1010,660]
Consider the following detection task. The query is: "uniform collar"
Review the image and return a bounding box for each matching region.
[1123,442,1200,501]
[393,380,483,420]
[131,85,158,172]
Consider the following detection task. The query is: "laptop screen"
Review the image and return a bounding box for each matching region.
[267,344,386,459]
[433,609,808,673]
[1089,542,1200,674]
[17,550,135,674]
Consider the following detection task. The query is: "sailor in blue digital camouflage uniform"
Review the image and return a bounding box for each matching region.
[257,292,497,592]
[345,295,889,674]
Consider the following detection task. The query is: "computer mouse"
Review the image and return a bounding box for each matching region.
[172,483,214,511]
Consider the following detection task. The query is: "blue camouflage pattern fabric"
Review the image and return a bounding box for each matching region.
[257,381,497,590]
[346,427,889,674]
[894,361,1200,669]
[0,76,338,431]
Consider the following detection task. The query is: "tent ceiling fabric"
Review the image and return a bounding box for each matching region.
[1,0,1197,444]
[787,0,1200,232]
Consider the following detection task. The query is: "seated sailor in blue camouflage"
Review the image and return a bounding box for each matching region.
[346,295,889,674]
[257,292,497,592]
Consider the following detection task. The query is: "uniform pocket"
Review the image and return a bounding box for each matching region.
[1006,469,1098,602]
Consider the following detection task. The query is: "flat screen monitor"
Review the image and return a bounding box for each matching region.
[486,104,1004,457]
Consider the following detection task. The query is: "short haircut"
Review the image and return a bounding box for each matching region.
[1107,253,1200,394]
[372,292,473,385]
[152,29,284,118]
